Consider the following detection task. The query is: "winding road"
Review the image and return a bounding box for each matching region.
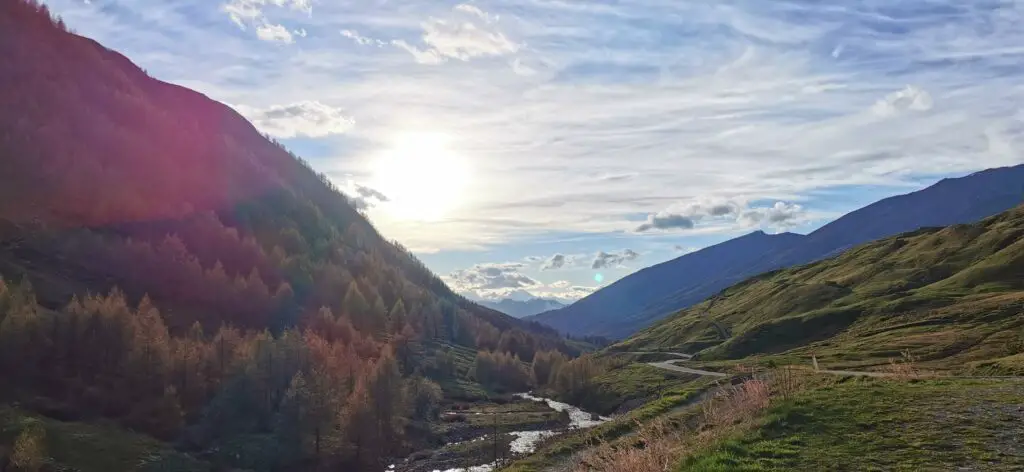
[623,351,910,379]
[622,351,729,378]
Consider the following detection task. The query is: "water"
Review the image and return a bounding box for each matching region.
[513,393,612,429]
[406,393,608,472]
[508,430,560,454]
[433,465,494,472]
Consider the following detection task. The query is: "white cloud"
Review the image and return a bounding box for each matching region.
[256,23,293,43]
[592,249,640,269]
[541,254,572,270]
[529,285,598,303]
[739,202,807,229]
[337,181,389,211]
[233,101,354,138]
[873,85,934,117]
[342,29,385,47]
[444,262,541,300]
[451,269,598,302]
[454,3,497,23]
[222,0,310,41]
[635,213,696,232]
[394,5,519,64]
[637,199,808,233]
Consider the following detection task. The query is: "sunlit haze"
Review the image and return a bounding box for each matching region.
[371,131,470,221]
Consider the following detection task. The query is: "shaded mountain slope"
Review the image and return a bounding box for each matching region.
[0,0,563,348]
[0,3,574,471]
[530,164,1024,339]
[619,205,1024,370]
[529,231,805,337]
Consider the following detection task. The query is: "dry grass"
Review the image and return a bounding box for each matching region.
[570,375,785,472]
[699,380,770,431]
[571,420,681,472]
[884,350,921,380]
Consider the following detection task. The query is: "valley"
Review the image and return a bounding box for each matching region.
[2,1,1023,471]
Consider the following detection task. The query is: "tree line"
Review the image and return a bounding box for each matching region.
[0,277,449,470]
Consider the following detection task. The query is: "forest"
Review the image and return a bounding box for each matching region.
[0,1,587,470]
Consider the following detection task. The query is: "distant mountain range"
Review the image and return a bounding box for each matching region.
[528,164,1024,339]
[479,297,566,318]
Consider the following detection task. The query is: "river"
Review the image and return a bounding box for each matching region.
[426,393,610,472]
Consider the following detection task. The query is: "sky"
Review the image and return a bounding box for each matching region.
[44,0,1024,303]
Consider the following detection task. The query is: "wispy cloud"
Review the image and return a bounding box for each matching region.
[44,0,1024,258]
[341,29,385,47]
[392,4,519,65]
[222,0,310,42]
[232,101,354,138]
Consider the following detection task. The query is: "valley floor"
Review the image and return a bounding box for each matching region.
[498,357,1024,472]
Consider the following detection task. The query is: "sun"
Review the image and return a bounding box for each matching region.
[370,131,471,221]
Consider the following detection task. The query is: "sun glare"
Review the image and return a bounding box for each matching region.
[371,131,470,221]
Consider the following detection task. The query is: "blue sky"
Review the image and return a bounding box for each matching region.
[45,0,1024,302]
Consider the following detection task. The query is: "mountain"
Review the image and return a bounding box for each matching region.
[0,2,571,470]
[479,297,566,318]
[0,0,564,343]
[529,164,1024,339]
[619,204,1024,372]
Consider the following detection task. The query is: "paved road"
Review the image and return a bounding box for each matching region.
[648,358,729,377]
[619,351,728,378]
[815,369,892,378]
[621,351,1024,381]
[622,351,693,360]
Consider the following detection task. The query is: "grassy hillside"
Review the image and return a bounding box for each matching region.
[681,378,1024,471]
[501,206,1024,472]
[620,205,1024,371]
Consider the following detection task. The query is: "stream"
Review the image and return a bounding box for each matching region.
[420,393,609,472]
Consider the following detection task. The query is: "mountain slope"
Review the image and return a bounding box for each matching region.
[480,298,566,318]
[0,3,569,471]
[530,164,1024,339]
[0,0,563,345]
[620,204,1024,369]
[529,231,804,336]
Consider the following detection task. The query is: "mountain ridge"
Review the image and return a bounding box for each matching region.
[529,164,1024,339]
[619,203,1024,367]
[479,297,566,318]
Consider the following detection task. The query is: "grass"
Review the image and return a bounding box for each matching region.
[967,352,1024,376]
[500,377,718,472]
[618,206,1024,374]
[562,361,709,415]
[504,208,1024,472]
[460,402,569,429]
[679,378,1024,471]
[567,377,779,472]
[0,405,210,472]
